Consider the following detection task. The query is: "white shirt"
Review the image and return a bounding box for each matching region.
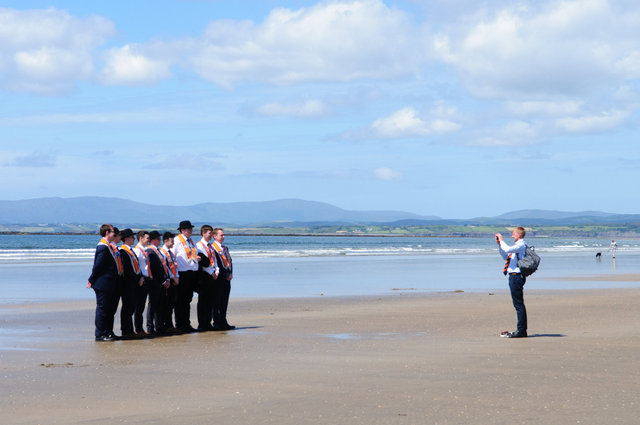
[197,239,218,275]
[133,243,150,277]
[499,239,527,274]
[174,234,199,272]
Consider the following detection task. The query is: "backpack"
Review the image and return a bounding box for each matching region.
[516,246,540,277]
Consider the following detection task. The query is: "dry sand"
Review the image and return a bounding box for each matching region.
[1,288,640,424]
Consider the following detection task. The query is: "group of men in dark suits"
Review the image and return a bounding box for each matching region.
[87,220,234,341]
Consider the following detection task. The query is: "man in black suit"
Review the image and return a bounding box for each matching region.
[118,228,144,339]
[211,228,235,330]
[146,231,171,336]
[87,224,123,341]
[196,225,217,331]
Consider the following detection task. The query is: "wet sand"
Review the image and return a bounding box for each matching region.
[2,289,640,424]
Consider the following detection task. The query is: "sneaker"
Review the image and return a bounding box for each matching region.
[507,330,528,338]
[500,330,512,338]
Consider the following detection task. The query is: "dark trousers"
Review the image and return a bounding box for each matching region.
[134,280,149,333]
[147,283,167,334]
[197,272,215,329]
[164,284,177,329]
[212,277,231,327]
[120,279,138,334]
[93,288,119,338]
[509,273,527,332]
[176,271,196,329]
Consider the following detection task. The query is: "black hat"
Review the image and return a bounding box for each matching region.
[120,228,135,239]
[178,220,194,230]
[149,230,162,241]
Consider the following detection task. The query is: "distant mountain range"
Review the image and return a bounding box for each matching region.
[0,197,638,227]
[0,197,436,226]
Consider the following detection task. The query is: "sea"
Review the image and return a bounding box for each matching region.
[1,234,638,304]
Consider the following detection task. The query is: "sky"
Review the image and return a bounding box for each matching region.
[1,0,639,219]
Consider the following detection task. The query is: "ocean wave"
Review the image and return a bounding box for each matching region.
[0,248,95,262]
[3,243,640,262]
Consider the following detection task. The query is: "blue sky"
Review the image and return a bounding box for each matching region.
[1,0,639,218]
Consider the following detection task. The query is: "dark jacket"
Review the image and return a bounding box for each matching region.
[88,245,119,291]
[147,247,169,286]
[119,246,142,286]
[213,245,233,280]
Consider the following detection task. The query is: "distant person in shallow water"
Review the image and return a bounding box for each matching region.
[608,240,617,259]
[87,224,123,341]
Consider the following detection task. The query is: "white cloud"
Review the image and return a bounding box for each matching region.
[255,99,328,117]
[4,151,56,167]
[372,107,431,138]
[374,167,403,181]
[189,0,424,87]
[505,100,583,117]
[615,51,640,79]
[143,153,223,169]
[433,0,640,98]
[556,110,630,132]
[0,7,114,94]
[100,44,172,86]
[370,106,460,139]
[472,120,538,147]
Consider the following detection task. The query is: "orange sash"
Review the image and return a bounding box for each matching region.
[99,238,123,275]
[135,243,152,278]
[177,234,197,260]
[197,240,216,269]
[212,243,230,269]
[121,244,140,274]
[148,245,169,276]
[160,247,177,277]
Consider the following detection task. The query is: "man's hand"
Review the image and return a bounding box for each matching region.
[139,277,145,287]
[495,233,503,244]
[86,281,92,289]
[172,277,179,286]
[163,279,170,288]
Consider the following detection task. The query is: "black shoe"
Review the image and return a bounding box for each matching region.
[121,332,141,340]
[507,330,528,338]
[95,334,117,342]
[179,326,198,334]
[197,325,214,332]
[224,324,236,330]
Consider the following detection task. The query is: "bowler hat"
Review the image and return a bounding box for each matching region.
[120,228,135,239]
[149,230,162,240]
[178,220,194,230]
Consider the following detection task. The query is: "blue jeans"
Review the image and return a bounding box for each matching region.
[509,273,527,332]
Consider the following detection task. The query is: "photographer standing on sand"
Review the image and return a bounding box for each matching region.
[496,227,528,338]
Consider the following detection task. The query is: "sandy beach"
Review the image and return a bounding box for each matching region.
[1,288,640,424]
